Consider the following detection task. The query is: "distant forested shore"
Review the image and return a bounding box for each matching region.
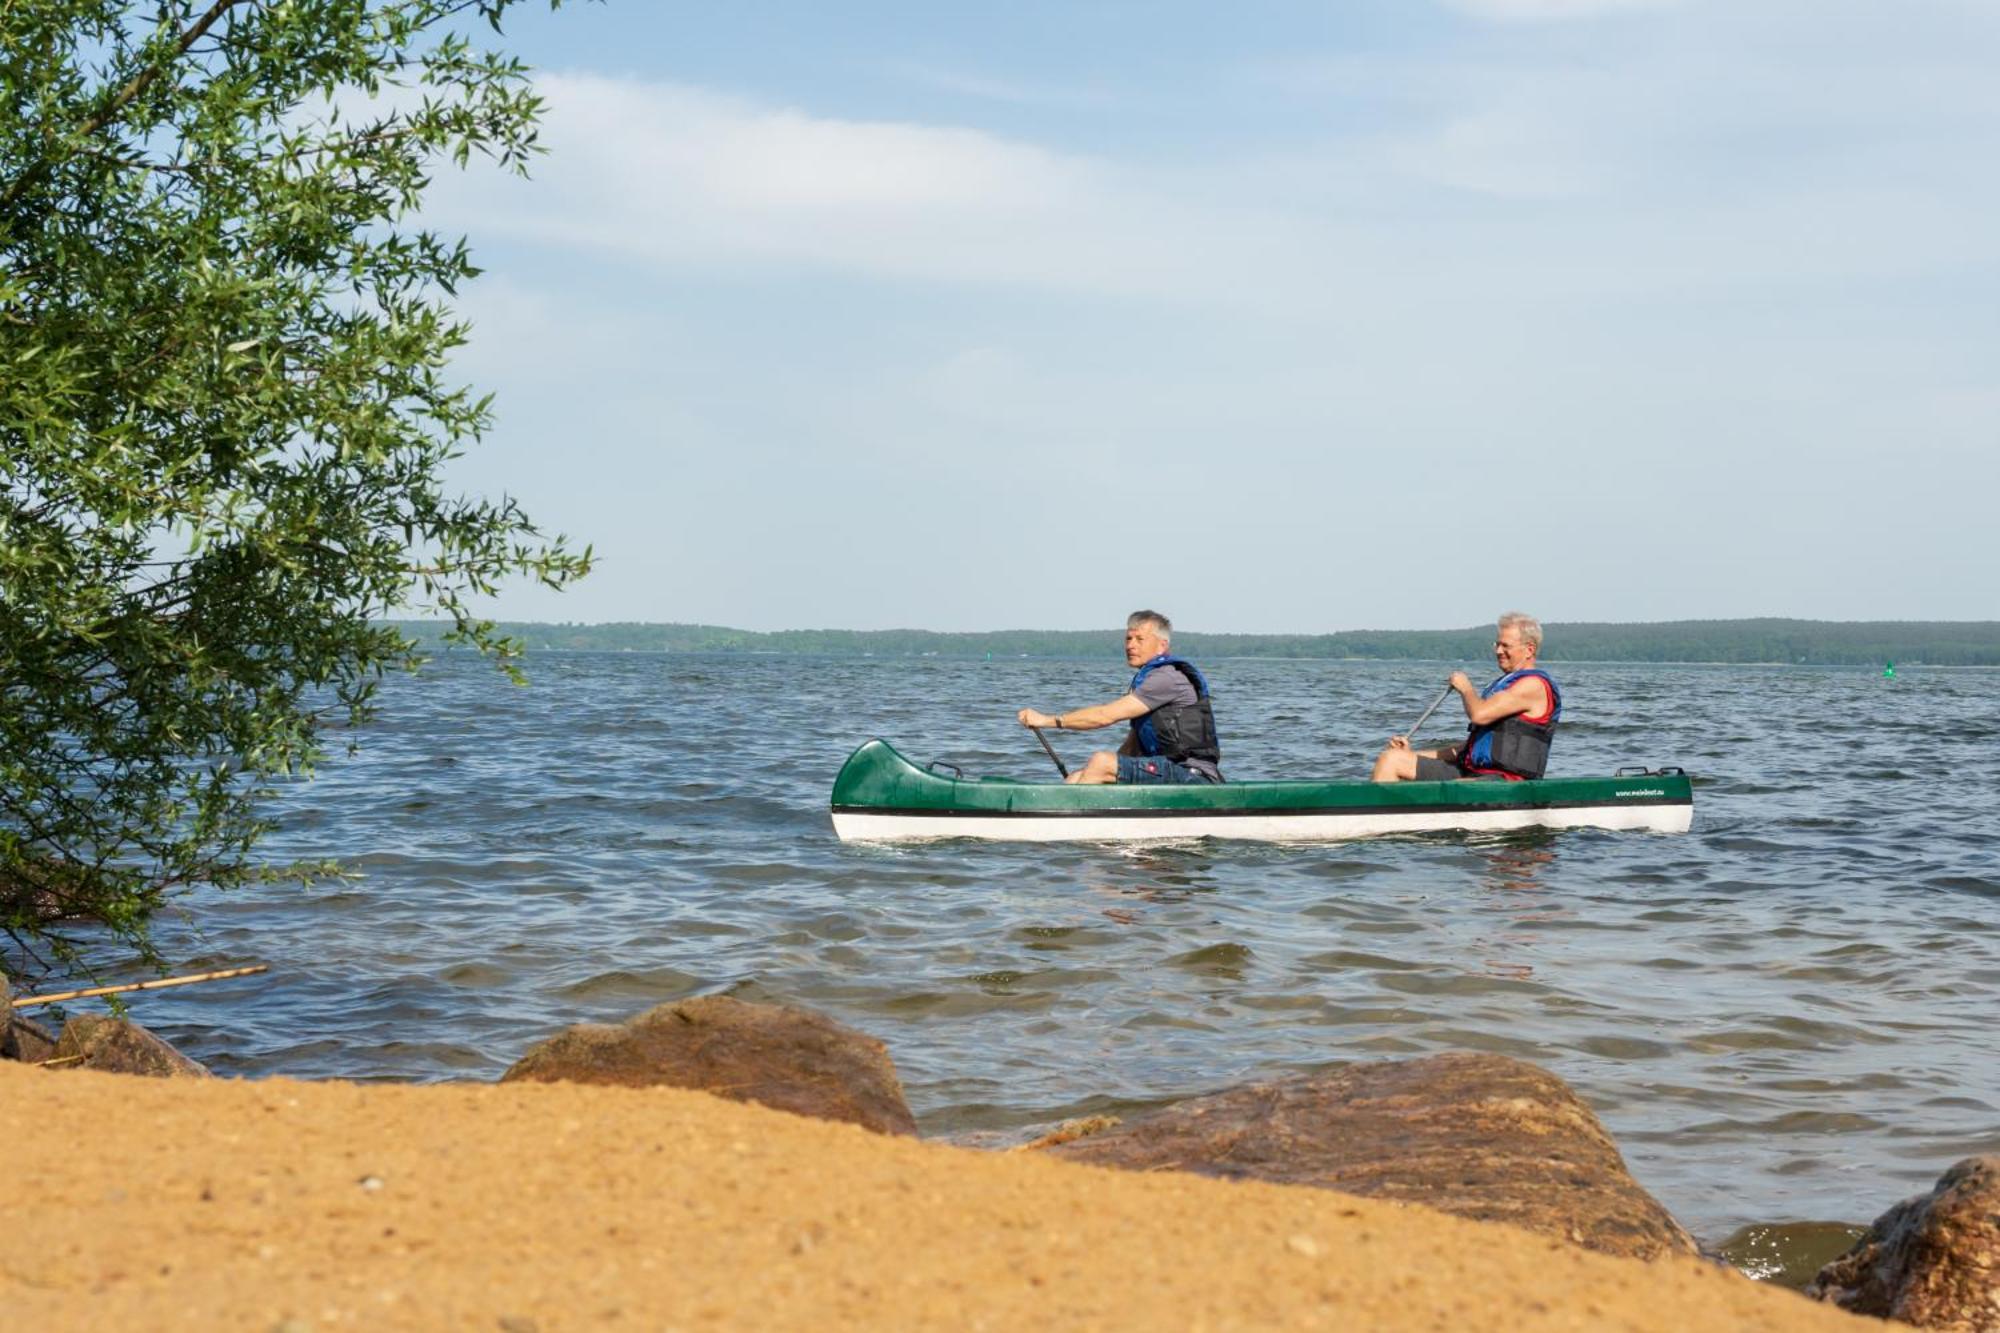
[388,619,2000,666]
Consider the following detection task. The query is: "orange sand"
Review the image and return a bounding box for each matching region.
[1,1062,1866,1330]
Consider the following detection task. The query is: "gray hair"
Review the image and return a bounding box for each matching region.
[1127,609,1172,641]
[1497,611,1543,650]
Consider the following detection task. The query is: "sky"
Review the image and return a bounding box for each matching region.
[417,0,1998,633]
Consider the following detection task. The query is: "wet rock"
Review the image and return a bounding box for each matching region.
[1044,1051,1699,1260]
[51,1015,212,1078]
[1806,1156,2000,1329]
[501,995,917,1137]
[2,1012,58,1064]
[0,977,59,1064]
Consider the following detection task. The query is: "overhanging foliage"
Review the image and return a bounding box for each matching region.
[1,0,589,979]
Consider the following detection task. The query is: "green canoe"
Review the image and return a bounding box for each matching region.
[830,739,1693,843]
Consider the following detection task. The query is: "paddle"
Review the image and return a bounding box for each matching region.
[1029,725,1070,778]
[1402,682,1454,745]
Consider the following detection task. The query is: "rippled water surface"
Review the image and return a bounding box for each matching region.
[126,654,2000,1244]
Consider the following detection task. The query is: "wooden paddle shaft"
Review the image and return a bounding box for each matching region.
[8,964,269,1009]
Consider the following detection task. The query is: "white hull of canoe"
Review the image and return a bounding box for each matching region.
[832,800,1693,844]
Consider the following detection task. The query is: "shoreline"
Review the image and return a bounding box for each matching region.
[0,1061,1864,1331]
[406,646,2000,669]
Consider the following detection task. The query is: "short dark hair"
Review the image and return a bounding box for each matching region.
[1127,610,1172,639]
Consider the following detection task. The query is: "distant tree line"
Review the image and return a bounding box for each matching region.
[384,619,2000,666]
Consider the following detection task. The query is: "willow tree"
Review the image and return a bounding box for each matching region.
[1,0,589,979]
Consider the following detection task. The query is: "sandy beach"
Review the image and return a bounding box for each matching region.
[3,1062,1865,1331]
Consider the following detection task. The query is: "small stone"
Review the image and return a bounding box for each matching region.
[1012,1115,1123,1152]
[357,1175,384,1192]
[1287,1234,1322,1258]
[497,1316,540,1333]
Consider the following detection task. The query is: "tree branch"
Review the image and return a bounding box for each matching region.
[76,0,259,143]
[0,0,257,213]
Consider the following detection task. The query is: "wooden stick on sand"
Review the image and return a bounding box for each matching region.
[8,964,269,1009]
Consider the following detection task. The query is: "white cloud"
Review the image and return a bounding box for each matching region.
[1385,107,1597,198]
[435,75,1294,302]
[430,31,2000,318]
[880,61,1119,110]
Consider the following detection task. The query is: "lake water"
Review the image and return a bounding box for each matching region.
[125,653,2000,1253]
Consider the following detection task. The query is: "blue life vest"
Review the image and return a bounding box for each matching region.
[1461,668,1562,780]
[1129,654,1222,766]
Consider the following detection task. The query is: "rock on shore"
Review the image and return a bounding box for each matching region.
[50,1014,213,1077]
[0,977,58,1064]
[1045,1051,1700,1261]
[500,994,917,1135]
[1,981,209,1076]
[1808,1155,2000,1329]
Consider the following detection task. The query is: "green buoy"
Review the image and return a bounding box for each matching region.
[1883,661,1896,678]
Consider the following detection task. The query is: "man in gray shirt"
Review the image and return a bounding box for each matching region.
[1016,610,1224,784]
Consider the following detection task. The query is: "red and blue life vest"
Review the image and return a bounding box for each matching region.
[1460,668,1561,780]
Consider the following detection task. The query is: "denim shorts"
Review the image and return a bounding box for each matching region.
[1116,754,1217,784]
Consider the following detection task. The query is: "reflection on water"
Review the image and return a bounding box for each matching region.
[110,654,2000,1253]
[1717,1221,1870,1290]
[1480,838,1560,895]
[1472,839,1564,979]
[1080,846,1220,911]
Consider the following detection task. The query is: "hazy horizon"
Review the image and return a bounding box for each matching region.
[395,614,2000,632]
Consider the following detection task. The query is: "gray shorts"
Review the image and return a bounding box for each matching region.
[1414,756,1468,782]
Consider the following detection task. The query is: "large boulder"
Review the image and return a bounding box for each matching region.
[1045,1051,1699,1261]
[1807,1156,2000,1329]
[50,1015,212,1077]
[502,995,917,1137]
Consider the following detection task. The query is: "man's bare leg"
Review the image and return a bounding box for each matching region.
[1373,736,1461,783]
[1067,751,1120,784]
[1371,742,1420,783]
